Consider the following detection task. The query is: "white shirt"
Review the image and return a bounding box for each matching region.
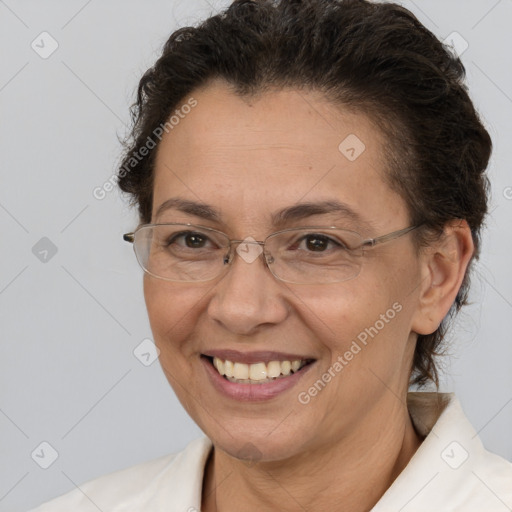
[29,392,512,511]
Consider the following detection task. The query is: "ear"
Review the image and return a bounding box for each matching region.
[411,220,474,336]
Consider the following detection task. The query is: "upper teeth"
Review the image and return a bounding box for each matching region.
[213,357,304,381]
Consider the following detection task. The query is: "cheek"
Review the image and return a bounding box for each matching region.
[338,259,419,379]
[295,255,418,363]
[143,277,206,357]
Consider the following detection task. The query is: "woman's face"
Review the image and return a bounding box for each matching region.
[144,80,424,462]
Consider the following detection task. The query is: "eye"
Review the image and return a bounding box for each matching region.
[297,233,346,252]
[303,234,330,252]
[166,231,213,249]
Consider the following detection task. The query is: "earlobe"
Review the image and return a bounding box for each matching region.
[411,220,474,336]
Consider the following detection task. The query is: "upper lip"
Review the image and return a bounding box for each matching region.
[202,349,316,365]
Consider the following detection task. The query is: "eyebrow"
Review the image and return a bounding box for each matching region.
[155,198,221,222]
[155,197,370,229]
[270,200,367,228]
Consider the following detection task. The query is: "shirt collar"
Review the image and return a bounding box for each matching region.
[160,392,511,512]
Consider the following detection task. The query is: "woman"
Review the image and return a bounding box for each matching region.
[31,0,512,510]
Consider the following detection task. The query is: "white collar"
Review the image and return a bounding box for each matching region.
[164,392,512,512]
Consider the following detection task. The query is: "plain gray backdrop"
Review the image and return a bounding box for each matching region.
[1,1,511,511]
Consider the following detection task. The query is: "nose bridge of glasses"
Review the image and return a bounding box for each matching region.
[229,239,265,246]
[223,238,271,266]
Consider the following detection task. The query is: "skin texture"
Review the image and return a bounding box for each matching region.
[143,79,474,512]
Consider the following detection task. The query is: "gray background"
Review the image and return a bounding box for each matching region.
[0,1,511,511]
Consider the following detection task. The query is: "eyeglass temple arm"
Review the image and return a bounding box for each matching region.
[362,225,421,248]
[123,233,135,243]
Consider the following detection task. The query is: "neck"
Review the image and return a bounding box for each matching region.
[201,398,424,512]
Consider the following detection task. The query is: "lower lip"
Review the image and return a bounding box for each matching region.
[201,356,315,402]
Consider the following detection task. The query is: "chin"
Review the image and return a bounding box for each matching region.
[200,415,314,464]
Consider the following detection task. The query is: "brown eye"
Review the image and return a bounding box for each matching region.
[184,233,207,248]
[297,233,348,253]
[165,231,212,249]
[305,234,330,251]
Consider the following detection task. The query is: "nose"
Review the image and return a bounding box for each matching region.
[207,242,289,336]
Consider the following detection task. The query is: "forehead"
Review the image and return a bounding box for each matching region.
[151,80,407,230]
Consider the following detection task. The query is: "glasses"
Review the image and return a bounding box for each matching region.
[123,223,421,285]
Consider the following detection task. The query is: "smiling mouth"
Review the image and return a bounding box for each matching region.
[203,355,315,384]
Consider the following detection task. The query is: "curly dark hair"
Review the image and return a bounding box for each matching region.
[117,0,491,388]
